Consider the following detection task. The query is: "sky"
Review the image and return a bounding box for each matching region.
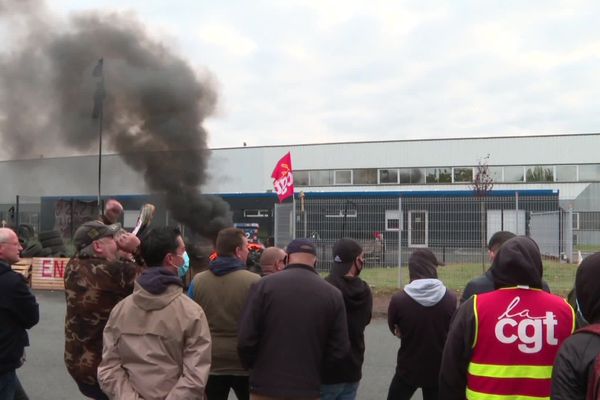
[41,0,600,148]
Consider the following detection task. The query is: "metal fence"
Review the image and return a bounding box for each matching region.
[8,190,597,279]
[13,195,171,242]
[282,192,569,274]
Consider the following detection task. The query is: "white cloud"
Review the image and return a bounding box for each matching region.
[197,23,257,57]
[21,0,600,150]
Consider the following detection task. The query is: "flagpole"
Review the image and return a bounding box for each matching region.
[97,103,103,214]
[92,58,105,215]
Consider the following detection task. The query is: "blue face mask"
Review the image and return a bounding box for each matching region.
[178,251,190,278]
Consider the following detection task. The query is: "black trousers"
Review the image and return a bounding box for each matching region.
[386,373,438,400]
[13,376,28,400]
[206,375,249,400]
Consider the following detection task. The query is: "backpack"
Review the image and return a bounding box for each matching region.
[576,324,600,400]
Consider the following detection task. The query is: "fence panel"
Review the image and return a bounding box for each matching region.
[274,202,295,248]
[530,211,560,258]
[296,196,400,273]
[16,195,42,235]
[297,193,563,281]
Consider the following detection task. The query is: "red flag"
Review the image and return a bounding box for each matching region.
[271,152,294,203]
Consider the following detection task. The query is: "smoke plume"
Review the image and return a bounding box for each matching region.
[0,0,233,239]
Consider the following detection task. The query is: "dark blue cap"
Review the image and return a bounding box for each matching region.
[286,239,317,256]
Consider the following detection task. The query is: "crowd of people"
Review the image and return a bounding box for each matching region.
[1,199,600,400]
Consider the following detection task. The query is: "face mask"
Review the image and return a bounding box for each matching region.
[178,251,190,278]
[351,258,364,277]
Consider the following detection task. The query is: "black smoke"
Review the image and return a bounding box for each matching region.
[0,0,233,239]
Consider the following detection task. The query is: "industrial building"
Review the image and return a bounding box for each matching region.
[3,133,599,264]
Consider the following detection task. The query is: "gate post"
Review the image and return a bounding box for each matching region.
[397,197,403,288]
[566,207,574,263]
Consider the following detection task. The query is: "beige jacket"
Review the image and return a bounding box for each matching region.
[189,268,260,375]
[98,281,211,400]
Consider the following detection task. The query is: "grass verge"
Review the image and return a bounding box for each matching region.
[359,261,577,297]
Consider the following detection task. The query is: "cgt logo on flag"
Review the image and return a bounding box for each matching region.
[272,152,294,202]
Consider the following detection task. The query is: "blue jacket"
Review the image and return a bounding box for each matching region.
[0,260,39,373]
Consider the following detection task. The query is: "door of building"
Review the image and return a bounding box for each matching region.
[408,210,428,247]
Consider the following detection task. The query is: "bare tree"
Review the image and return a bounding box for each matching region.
[472,154,494,197]
[471,154,494,270]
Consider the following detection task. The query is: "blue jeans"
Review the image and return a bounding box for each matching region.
[0,370,17,400]
[320,382,360,400]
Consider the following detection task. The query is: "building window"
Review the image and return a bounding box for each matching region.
[379,169,399,184]
[556,165,577,182]
[309,170,333,185]
[294,170,309,186]
[579,164,600,181]
[453,167,473,183]
[426,168,451,183]
[334,170,352,185]
[353,169,378,184]
[525,166,554,182]
[243,209,270,218]
[399,168,425,184]
[488,166,503,182]
[385,210,401,231]
[504,166,524,182]
[573,213,580,230]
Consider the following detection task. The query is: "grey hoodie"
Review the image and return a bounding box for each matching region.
[404,278,447,307]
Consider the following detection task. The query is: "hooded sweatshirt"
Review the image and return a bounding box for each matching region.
[323,270,372,384]
[575,252,600,325]
[440,237,572,400]
[98,267,211,400]
[387,249,457,387]
[552,252,600,399]
[490,236,543,289]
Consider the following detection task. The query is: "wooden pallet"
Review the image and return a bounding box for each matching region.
[12,258,32,282]
[31,257,70,291]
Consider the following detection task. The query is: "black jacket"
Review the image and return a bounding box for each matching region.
[552,329,600,399]
[438,296,477,399]
[238,263,349,398]
[0,261,39,374]
[553,253,600,398]
[322,273,372,384]
[461,269,551,303]
[388,283,456,387]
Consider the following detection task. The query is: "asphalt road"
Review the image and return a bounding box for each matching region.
[18,290,423,400]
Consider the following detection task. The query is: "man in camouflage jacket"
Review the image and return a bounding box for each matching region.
[64,221,138,400]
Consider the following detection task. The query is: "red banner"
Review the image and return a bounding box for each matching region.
[271,152,294,202]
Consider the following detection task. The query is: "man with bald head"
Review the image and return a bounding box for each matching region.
[238,239,349,400]
[101,199,123,225]
[258,247,286,276]
[0,228,39,399]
